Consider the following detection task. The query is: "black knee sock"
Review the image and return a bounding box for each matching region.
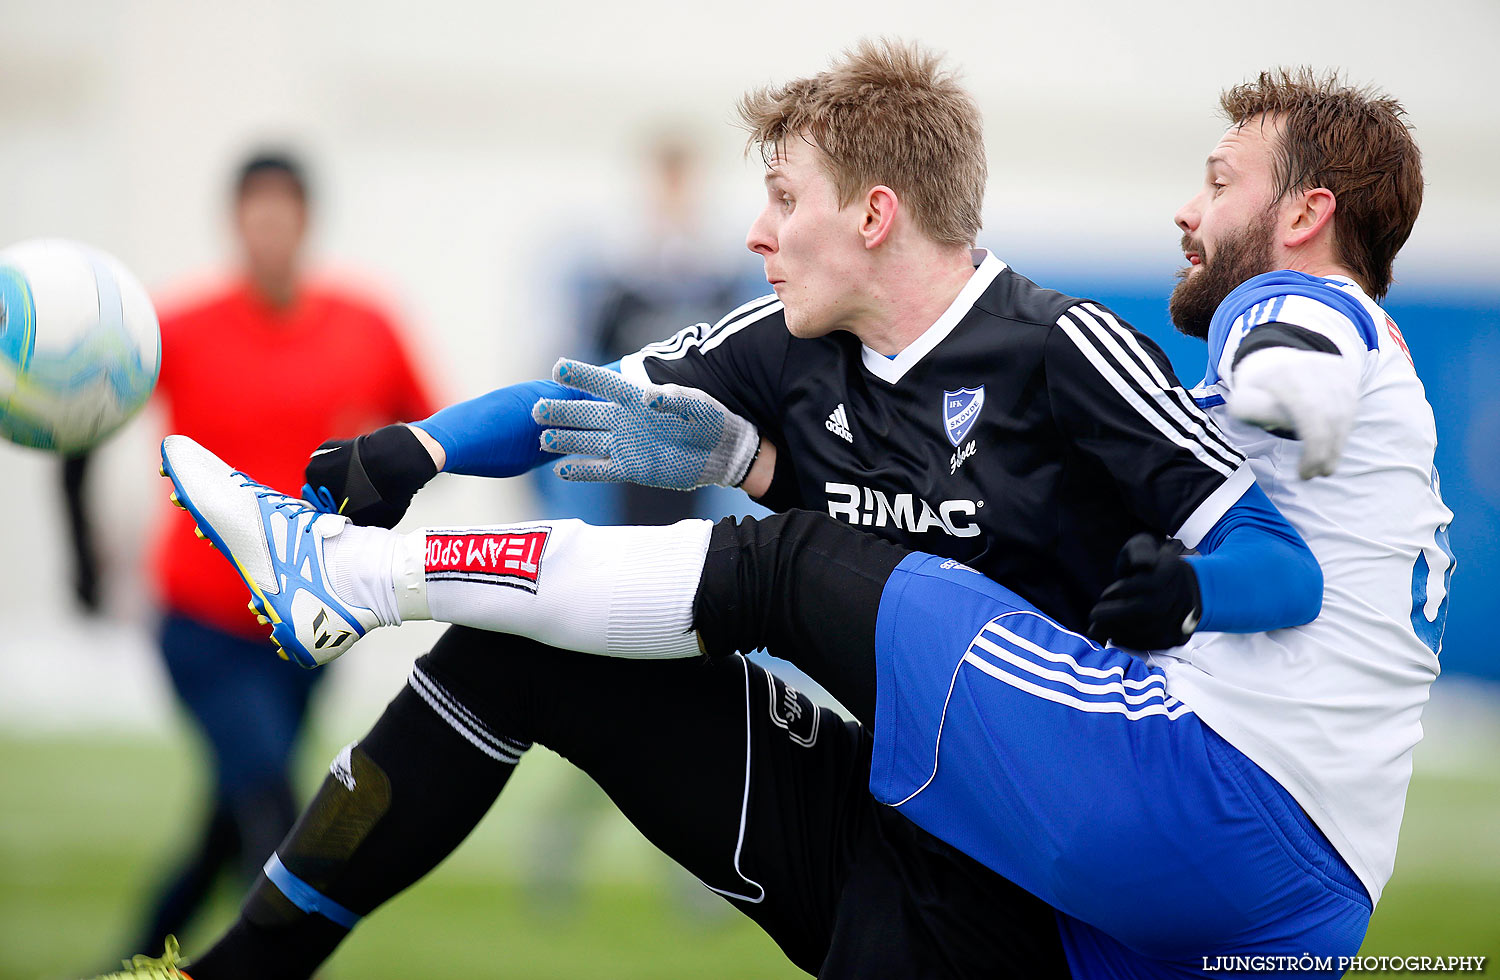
[187,669,525,979]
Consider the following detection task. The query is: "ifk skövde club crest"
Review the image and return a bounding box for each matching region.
[943,387,985,447]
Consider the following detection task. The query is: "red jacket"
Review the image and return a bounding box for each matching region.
[151,278,436,637]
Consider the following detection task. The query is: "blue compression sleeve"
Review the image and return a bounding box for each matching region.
[411,379,569,477]
[1186,483,1323,633]
[409,361,621,478]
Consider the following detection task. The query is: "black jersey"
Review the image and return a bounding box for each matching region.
[624,251,1247,632]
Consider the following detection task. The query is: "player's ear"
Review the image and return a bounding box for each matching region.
[1284,187,1336,249]
[860,185,899,250]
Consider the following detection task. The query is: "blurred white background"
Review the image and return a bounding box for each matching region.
[2,0,1497,729]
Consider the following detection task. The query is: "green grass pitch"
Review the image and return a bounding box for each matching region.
[0,710,1495,978]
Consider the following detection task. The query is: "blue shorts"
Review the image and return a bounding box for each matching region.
[869,554,1372,978]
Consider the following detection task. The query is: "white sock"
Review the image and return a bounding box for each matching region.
[321,517,711,657]
[323,521,413,628]
[421,518,711,659]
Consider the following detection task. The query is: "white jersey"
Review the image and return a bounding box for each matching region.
[1151,271,1454,905]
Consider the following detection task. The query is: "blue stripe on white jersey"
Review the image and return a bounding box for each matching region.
[1204,271,1379,385]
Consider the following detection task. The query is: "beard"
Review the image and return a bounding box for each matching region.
[1168,211,1277,340]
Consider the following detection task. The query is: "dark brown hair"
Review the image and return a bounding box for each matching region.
[738,39,985,248]
[1220,68,1422,299]
[235,150,309,203]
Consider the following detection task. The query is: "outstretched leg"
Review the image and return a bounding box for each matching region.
[186,622,876,978]
[183,511,1068,979]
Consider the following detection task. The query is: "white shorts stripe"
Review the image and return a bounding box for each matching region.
[698,655,767,904]
[970,634,1174,706]
[888,612,1193,812]
[886,651,970,808]
[962,652,1195,720]
[981,615,1166,688]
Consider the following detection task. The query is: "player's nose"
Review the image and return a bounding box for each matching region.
[1174,195,1202,235]
[745,207,776,256]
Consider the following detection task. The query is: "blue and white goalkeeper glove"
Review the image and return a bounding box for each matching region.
[1228,346,1358,480]
[532,358,761,490]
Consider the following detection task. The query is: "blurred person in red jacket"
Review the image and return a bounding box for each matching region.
[65,150,435,957]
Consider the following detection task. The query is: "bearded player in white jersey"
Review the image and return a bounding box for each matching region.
[141,69,1449,978]
[1149,71,1454,915]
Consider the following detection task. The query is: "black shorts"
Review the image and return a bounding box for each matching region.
[417,627,1069,978]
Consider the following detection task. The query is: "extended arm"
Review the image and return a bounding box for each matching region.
[304,359,776,527]
[1087,482,1322,649]
[306,294,788,526]
[302,377,589,527]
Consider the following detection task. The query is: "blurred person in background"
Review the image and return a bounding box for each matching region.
[63,150,436,957]
[571,134,761,526]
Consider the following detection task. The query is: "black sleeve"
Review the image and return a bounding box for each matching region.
[1046,302,1247,537]
[628,295,791,445]
[752,442,803,513]
[694,511,911,723]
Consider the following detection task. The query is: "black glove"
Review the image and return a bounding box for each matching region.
[1087,533,1202,649]
[302,423,438,529]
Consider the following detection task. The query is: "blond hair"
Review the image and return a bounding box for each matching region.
[738,39,986,247]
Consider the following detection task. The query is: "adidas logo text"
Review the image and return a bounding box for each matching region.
[825,403,853,443]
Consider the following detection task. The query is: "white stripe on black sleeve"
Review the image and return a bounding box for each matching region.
[1076,303,1245,469]
[711,292,782,332]
[1056,306,1242,479]
[619,295,784,383]
[646,296,783,362]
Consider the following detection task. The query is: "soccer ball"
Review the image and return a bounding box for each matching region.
[0,239,161,453]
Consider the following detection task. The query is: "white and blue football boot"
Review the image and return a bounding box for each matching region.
[159,434,379,667]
